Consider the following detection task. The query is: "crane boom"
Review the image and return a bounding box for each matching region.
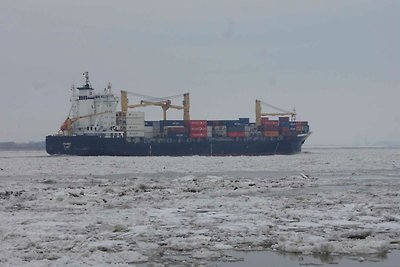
[256,99,296,126]
[60,111,112,135]
[120,90,190,121]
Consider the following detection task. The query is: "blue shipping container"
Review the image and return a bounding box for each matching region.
[239,118,250,124]
[227,126,245,132]
[160,120,185,127]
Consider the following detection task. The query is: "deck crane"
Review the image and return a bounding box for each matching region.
[120,90,190,121]
[255,99,296,127]
[59,111,112,135]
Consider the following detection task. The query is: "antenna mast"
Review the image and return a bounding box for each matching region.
[83,72,91,87]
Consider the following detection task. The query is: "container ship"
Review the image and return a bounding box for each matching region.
[46,73,311,156]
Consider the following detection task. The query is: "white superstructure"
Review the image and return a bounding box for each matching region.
[69,72,119,135]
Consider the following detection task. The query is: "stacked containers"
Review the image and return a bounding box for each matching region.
[207,126,213,138]
[160,120,185,127]
[165,126,188,139]
[227,125,245,138]
[261,117,279,137]
[152,121,161,137]
[301,121,310,133]
[289,121,297,135]
[278,117,291,136]
[244,125,251,137]
[144,121,153,138]
[239,118,250,124]
[116,111,127,131]
[295,121,309,134]
[213,125,227,137]
[187,120,207,138]
[248,124,259,137]
[126,112,145,137]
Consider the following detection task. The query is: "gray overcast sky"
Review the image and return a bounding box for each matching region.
[1,0,399,145]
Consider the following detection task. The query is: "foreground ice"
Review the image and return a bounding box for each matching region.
[0,148,399,266]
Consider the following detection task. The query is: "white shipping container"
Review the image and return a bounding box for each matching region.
[127,112,145,118]
[207,126,213,137]
[126,120,144,126]
[126,131,145,137]
[144,132,154,138]
[126,125,145,131]
[126,116,144,120]
[126,122,145,127]
[144,126,153,133]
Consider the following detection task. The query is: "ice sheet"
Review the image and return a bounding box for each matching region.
[0,148,399,266]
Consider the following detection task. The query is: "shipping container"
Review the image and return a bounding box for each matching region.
[160,120,185,127]
[227,132,245,138]
[262,120,279,126]
[186,120,207,127]
[217,120,242,127]
[126,131,145,137]
[167,132,188,139]
[279,117,290,122]
[227,125,245,132]
[166,126,189,133]
[126,121,144,127]
[207,120,220,126]
[127,112,145,118]
[189,126,207,132]
[144,132,154,138]
[207,126,213,138]
[212,126,227,137]
[126,125,145,131]
[239,118,250,124]
[144,126,153,133]
[189,132,208,138]
[262,125,279,131]
[295,121,309,126]
[263,131,279,137]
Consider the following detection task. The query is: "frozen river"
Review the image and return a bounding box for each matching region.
[0,147,399,266]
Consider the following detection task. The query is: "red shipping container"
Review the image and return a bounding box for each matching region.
[261,117,269,124]
[227,132,245,138]
[190,132,208,138]
[189,126,207,132]
[263,131,279,137]
[262,125,279,131]
[262,120,279,126]
[167,126,188,133]
[187,120,207,127]
[279,117,290,122]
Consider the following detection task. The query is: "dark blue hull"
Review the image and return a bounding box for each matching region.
[46,135,309,156]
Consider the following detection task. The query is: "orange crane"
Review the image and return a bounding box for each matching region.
[255,99,296,127]
[60,111,112,135]
[120,90,190,121]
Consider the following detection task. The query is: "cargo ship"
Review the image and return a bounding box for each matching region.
[46,73,311,156]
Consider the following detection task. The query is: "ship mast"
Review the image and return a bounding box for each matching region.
[83,71,91,88]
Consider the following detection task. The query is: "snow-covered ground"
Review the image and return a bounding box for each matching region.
[0,148,399,266]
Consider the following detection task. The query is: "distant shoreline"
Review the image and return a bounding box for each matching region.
[0,142,45,151]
